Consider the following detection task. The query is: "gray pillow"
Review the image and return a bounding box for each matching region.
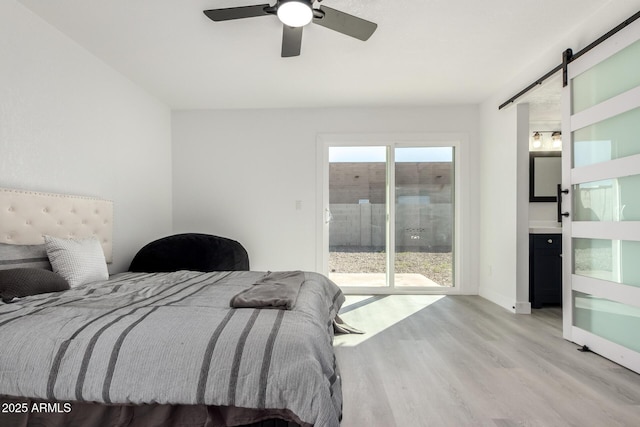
[0,268,69,302]
[0,243,52,271]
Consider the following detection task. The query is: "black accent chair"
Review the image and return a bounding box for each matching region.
[129,233,249,273]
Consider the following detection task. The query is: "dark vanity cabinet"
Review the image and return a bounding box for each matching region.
[529,234,562,308]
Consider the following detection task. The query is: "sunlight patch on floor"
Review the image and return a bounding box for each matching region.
[334,294,445,347]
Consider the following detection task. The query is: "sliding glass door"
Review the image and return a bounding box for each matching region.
[327,146,388,287]
[394,147,454,288]
[323,141,456,293]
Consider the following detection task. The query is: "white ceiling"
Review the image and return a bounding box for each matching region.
[18,0,611,110]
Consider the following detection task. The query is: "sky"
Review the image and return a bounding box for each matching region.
[329,146,453,163]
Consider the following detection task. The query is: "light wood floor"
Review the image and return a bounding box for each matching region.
[334,295,640,426]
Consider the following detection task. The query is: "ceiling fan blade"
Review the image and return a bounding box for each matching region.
[203,4,271,22]
[281,25,303,57]
[313,5,377,41]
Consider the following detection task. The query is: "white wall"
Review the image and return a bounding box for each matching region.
[478,100,519,309]
[478,1,640,311]
[0,1,173,273]
[172,106,479,292]
[516,104,531,312]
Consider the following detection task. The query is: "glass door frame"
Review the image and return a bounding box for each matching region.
[561,20,640,372]
[317,132,464,295]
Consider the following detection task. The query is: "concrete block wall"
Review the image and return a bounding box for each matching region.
[329,203,453,252]
[328,162,453,252]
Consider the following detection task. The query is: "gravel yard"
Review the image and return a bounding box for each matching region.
[329,249,453,287]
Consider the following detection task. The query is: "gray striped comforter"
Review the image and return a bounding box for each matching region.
[0,270,344,426]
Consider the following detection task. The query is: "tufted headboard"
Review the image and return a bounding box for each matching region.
[0,188,113,263]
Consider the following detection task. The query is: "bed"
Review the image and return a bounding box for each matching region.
[0,188,344,427]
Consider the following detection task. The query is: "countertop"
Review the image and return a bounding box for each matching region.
[529,221,562,234]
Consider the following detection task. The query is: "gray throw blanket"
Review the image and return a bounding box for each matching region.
[230,270,304,309]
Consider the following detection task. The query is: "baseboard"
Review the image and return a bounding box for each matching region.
[478,288,516,313]
[515,301,531,314]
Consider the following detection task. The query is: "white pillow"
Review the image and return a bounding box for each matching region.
[44,236,109,288]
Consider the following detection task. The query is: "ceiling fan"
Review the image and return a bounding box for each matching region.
[203,0,377,57]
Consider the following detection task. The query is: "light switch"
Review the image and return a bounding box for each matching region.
[295,200,302,210]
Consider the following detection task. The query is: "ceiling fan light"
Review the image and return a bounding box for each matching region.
[277,1,313,27]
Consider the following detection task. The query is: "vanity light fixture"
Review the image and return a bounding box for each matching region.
[551,131,562,149]
[532,132,543,149]
[530,130,562,151]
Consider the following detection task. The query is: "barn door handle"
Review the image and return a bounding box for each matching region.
[557,185,569,222]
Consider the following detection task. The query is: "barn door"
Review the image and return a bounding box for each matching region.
[561,21,640,372]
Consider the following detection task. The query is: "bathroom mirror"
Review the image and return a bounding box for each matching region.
[530,151,562,202]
